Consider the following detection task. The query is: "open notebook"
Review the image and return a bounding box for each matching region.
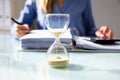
[75,36,120,50]
[20,29,72,50]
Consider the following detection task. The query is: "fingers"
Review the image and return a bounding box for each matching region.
[95,26,113,39]
[14,24,30,38]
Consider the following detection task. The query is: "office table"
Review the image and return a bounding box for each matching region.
[0,34,120,80]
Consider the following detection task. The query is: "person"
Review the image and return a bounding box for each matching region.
[11,0,113,40]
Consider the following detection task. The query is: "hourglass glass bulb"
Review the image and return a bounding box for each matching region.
[46,13,70,68]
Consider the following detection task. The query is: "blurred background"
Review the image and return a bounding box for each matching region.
[0,0,120,38]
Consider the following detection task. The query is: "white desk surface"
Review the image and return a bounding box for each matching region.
[0,34,120,80]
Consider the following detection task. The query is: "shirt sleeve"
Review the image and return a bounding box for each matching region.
[17,0,37,27]
[83,0,97,36]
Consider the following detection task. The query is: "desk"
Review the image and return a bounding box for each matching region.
[0,34,120,80]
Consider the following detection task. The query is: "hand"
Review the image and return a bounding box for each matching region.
[13,24,30,38]
[95,26,113,39]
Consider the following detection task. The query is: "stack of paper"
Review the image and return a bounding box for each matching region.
[20,29,72,49]
[75,36,120,50]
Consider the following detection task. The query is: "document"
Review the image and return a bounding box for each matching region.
[20,29,72,49]
[75,36,120,50]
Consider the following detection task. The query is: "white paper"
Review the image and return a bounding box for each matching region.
[75,37,120,50]
[20,29,72,49]
[20,29,72,43]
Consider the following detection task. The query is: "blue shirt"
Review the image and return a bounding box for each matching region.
[17,0,97,36]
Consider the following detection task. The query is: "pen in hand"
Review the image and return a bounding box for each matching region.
[11,17,30,37]
[11,17,22,25]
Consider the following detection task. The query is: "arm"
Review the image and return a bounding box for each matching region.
[83,0,97,36]
[17,0,37,26]
[83,0,113,39]
[11,0,37,40]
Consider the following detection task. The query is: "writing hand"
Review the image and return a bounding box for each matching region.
[14,24,30,38]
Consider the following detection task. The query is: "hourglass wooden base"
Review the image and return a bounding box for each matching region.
[47,56,69,67]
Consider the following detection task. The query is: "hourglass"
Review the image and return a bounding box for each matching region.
[46,14,70,67]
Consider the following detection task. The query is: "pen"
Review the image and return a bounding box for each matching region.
[11,17,22,25]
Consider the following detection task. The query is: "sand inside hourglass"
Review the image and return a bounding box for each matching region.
[47,56,69,67]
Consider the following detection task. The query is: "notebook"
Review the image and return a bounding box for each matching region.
[75,36,120,50]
